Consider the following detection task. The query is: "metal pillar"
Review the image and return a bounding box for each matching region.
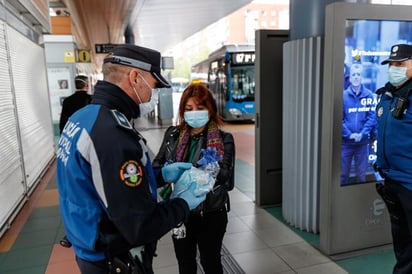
[289,0,373,40]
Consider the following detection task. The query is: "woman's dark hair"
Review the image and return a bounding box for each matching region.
[177,83,222,128]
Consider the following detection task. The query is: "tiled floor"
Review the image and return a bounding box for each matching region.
[153,186,348,274]
[0,117,395,274]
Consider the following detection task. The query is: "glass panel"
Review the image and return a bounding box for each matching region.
[340,19,412,186]
[230,66,255,102]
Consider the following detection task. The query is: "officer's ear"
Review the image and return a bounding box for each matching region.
[128,69,139,85]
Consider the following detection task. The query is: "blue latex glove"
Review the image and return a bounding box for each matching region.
[171,181,207,210]
[197,147,223,166]
[161,162,192,183]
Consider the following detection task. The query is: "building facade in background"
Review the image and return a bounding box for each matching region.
[168,1,289,80]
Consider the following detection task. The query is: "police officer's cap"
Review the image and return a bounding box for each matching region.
[103,44,171,88]
[381,44,412,65]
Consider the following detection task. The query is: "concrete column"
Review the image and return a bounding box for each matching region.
[289,0,372,40]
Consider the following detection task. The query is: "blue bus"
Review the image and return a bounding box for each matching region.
[191,44,255,121]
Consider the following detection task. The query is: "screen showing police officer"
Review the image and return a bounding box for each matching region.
[341,61,377,186]
[340,19,412,186]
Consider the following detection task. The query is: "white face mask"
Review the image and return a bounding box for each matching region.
[388,66,408,87]
[132,75,158,117]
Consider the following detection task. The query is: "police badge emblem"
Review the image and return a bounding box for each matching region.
[377,107,384,117]
[120,160,143,187]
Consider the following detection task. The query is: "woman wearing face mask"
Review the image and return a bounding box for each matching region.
[153,83,235,274]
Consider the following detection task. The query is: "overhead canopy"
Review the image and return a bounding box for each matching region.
[129,0,254,52]
[52,0,254,71]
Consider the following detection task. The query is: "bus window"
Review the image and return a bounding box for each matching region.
[209,61,218,82]
[208,61,218,91]
[231,66,255,101]
[217,69,228,101]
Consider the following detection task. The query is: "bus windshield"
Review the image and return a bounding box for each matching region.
[191,45,256,121]
[231,66,255,102]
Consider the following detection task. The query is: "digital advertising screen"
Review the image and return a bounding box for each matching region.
[340,19,412,186]
[320,3,412,256]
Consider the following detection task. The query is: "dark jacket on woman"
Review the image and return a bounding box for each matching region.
[153,126,235,214]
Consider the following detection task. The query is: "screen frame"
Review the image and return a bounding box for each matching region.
[320,2,412,255]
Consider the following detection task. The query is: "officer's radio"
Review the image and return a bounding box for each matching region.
[392,89,412,119]
[393,97,408,119]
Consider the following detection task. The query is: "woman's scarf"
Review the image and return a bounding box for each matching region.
[175,121,224,162]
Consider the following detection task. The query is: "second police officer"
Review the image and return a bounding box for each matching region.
[375,44,412,274]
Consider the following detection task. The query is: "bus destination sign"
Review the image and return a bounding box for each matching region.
[231,52,255,65]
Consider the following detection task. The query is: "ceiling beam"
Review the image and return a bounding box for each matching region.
[61,0,137,72]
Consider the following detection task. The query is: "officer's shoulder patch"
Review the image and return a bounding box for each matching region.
[111,109,132,130]
[119,160,143,187]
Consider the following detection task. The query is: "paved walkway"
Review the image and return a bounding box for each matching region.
[0,119,389,273]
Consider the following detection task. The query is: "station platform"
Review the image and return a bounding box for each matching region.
[0,117,396,274]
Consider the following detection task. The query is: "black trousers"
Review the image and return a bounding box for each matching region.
[172,208,228,274]
[75,244,155,274]
[76,256,107,274]
[376,180,412,274]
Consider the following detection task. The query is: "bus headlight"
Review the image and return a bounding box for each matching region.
[228,108,242,117]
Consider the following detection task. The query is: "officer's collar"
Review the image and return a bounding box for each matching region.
[92,81,139,120]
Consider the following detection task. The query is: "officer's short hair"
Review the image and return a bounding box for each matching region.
[75,75,89,90]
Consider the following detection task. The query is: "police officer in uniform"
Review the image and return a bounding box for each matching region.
[341,62,376,185]
[375,44,412,274]
[56,44,207,274]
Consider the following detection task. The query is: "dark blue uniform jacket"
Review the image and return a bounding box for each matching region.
[376,80,412,190]
[56,81,189,261]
